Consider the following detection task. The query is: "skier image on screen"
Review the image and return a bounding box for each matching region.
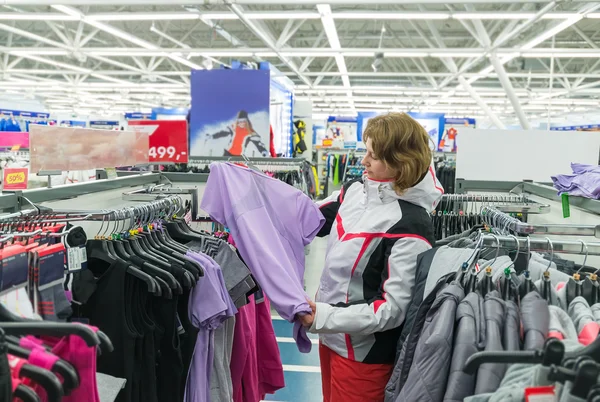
[209,110,269,157]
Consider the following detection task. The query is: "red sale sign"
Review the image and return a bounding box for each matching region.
[128,120,188,163]
[2,167,28,190]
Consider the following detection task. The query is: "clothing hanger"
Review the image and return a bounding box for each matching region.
[518,237,537,298]
[5,341,79,395]
[498,235,520,301]
[14,383,41,402]
[463,337,565,374]
[87,213,160,295]
[540,237,554,302]
[14,362,63,402]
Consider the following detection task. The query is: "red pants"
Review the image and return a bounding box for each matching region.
[319,344,393,402]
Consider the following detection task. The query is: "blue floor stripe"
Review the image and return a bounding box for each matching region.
[272,319,318,339]
[278,342,320,366]
[264,371,323,402]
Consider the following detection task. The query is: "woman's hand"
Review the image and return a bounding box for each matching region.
[297,299,318,328]
[298,312,314,328]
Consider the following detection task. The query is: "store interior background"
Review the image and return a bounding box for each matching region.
[1,2,600,402]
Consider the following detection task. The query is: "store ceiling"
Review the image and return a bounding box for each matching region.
[0,0,600,127]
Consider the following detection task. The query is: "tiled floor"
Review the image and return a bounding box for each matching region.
[262,237,328,402]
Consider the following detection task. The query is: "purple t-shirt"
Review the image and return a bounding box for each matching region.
[184,251,237,402]
[201,162,325,353]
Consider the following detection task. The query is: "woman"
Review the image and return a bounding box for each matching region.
[300,112,444,402]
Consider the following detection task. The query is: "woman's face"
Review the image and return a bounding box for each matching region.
[362,138,395,181]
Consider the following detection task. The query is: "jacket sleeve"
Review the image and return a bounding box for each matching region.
[309,236,431,336]
[314,190,342,237]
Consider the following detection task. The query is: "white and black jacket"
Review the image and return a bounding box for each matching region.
[310,166,444,364]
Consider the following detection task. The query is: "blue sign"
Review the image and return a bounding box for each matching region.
[124,112,153,120]
[445,117,476,126]
[60,120,87,127]
[0,109,49,119]
[152,107,188,116]
[551,124,600,131]
[89,120,119,126]
[189,69,271,157]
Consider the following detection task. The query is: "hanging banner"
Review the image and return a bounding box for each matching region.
[29,125,149,173]
[128,120,189,163]
[0,132,29,149]
[189,69,271,157]
[2,167,28,190]
[439,117,476,152]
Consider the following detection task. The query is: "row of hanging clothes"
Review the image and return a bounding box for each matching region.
[385,206,600,402]
[435,156,456,194]
[0,211,116,402]
[0,194,285,402]
[161,159,319,198]
[432,194,551,241]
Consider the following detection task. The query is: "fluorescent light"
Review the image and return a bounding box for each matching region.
[246,12,319,19]
[522,16,583,50]
[198,12,238,20]
[384,51,428,58]
[50,5,81,18]
[18,55,91,74]
[333,12,449,20]
[87,12,200,21]
[454,12,535,20]
[0,13,77,21]
[430,52,479,58]
[10,50,69,56]
[588,13,600,18]
[522,52,600,58]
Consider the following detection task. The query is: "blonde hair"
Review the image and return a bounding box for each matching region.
[363,112,432,193]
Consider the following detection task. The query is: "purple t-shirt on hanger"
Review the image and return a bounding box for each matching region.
[201,162,325,353]
[184,251,237,402]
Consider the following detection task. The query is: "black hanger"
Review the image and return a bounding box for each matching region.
[0,322,99,348]
[112,239,170,298]
[16,363,63,402]
[90,240,159,295]
[5,342,79,395]
[480,267,495,297]
[14,384,41,402]
[463,337,565,374]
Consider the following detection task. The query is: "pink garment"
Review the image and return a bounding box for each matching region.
[47,334,100,402]
[231,295,284,402]
[20,329,100,402]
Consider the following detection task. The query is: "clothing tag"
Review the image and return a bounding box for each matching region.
[474,263,481,273]
[255,289,265,303]
[176,313,185,335]
[561,193,570,218]
[525,386,556,402]
[66,245,87,272]
[184,210,192,225]
[0,245,28,294]
[67,246,81,272]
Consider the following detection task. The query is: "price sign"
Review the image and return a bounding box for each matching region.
[128,120,188,163]
[2,167,29,190]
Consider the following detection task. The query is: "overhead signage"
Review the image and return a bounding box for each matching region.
[2,168,28,190]
[29,125,149,173]
[128,120,189,163]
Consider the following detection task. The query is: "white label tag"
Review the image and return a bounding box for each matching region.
[79,247,87,264]
[67,247,81,271]
[184,210,192,225]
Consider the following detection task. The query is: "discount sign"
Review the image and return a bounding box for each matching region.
[128,120,189,163]
[2,168,28,190]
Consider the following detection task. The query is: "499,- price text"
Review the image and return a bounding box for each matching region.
[148,146,187,162]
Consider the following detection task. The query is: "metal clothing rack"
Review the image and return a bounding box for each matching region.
[122,184,199,220]
[0,195,184,224]
[479,234,600,256]
[482,206,600,238]
[441,194,551,214]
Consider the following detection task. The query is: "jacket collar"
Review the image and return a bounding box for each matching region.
[362,177,402,205]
